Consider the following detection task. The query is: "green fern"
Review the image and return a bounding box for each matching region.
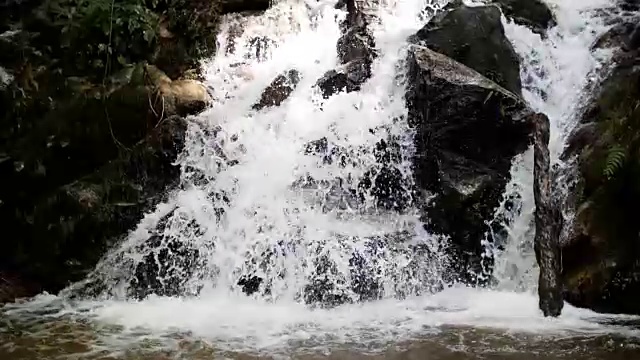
[603,145,627,180]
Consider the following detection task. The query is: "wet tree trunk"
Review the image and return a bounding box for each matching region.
[532,112,564,317]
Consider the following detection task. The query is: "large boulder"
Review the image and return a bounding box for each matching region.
[406,45,533,282]
[493,0,555,35]
[559,28,640,314]
[409,4,523,96]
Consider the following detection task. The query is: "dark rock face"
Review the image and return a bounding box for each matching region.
[220,0,270,14]
[532,113,563,317]
[2,116,187,295]
[0,0,275,303]
[409,4,523,96]
[253,69,301,110]
[129,210,203,300]
[314,0,377,98]
[493,0,555,35]
[405,45,532,283]
[315,59,372,98]
[559,27,640,314]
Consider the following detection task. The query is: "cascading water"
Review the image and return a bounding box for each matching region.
[3,0,640,358]
[72,0,454,305]
[489,0,621,292]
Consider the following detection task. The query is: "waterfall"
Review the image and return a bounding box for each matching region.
[3,0,640,356]
[71,0,453,304]
[489,0,618,292]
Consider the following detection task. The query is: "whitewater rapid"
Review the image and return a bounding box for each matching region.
[3,0,639,356]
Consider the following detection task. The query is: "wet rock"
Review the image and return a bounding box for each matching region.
[301,136,411,212]
[409,4,523,95]
[2,116,187,294]
[315,59,371,98]
[532,112,563,317]
[252,69,301,110]
[0,270,41,304]
[313,0,376,98]
[493,0,556,35]
[559,44,640,315]
[129,210,202,300]
[0,66,205,244]
[337,24,376,65]
[220,0,271,14]
[593,20,639,52]
[405,45,533,283]
[360,165,412,212]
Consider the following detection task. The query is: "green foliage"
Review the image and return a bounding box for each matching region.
[35,0,221,80]
[603,145,627,180]
[575,70,640,254]
[586,74,640,187]
[45,0,160,78]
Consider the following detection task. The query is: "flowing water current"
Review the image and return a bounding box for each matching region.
[4,0,640,358]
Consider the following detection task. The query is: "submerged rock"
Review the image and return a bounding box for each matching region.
[405,45,533,283]
[409,4,522,96]
[129,210,203,300]
[493,0,555,35]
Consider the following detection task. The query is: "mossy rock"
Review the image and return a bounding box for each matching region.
[493,0,555,35]
[561,49,640,314]
[3,116,187,293]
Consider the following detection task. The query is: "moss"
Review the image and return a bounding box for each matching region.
[24,0,222,79]
[7,116,186,291]
[564,64,640,311]
[578,68,640,238]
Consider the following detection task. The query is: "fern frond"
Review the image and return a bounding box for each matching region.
[603,145,626,180]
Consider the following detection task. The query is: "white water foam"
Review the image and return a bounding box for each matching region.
[74,0,454,304]
[2,0,637,355]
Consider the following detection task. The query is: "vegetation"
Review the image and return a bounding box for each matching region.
[0,0,224,297]
[570,68,640,273]
[0,0,222,142]
[39,0,221,78]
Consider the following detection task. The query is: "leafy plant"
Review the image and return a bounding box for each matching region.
[46,0,160,78]
[603,145,626,180]
[38,0,221,80]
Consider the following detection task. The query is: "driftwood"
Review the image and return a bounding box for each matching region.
[532,112,564,317]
